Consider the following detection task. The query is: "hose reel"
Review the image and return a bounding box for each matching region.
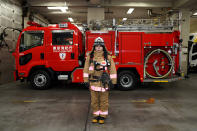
[144,49,173,79]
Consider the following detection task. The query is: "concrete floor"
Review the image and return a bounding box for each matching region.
[0,74,197,131]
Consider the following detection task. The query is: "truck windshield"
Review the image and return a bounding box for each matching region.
[19,31,44,52]
[52,30,73,45]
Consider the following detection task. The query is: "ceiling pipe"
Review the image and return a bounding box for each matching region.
[147,9,162,17]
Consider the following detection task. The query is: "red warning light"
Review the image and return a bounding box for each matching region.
[27,21,41,27]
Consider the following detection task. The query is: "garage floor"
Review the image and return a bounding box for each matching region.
[0,74,197,131]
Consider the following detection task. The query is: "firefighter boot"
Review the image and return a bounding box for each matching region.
[92,116,100,123]
[98,117,105,124]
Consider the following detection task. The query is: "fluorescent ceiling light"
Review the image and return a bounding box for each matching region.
[193,12,197,15]
[68,17,74,22]
[61,9,67,12]
[122,18,127,21]
[48,7,68,10]
[48,7,68,12]
[127,8,134,14]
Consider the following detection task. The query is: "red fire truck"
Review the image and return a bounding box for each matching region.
[12,20,183,90]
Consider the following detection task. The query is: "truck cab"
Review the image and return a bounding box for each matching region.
[13,22,84,89]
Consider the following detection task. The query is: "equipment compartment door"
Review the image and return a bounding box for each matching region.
[143,33,173,47]
[119,32,142,64]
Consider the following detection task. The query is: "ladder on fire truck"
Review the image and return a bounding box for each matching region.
[115,19,179,32]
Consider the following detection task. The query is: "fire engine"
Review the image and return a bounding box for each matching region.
[10,20,183,90]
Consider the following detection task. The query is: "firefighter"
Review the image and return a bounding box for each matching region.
[83,37,117,124]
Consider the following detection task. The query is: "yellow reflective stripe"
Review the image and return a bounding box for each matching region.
[83,73,89,77]
[153,80,168,82]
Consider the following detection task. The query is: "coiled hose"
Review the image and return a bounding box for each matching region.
[144,49,173,79]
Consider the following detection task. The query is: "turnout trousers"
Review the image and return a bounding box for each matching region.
[90,90,109,118]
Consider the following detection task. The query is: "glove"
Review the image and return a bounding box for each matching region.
[109,80,114,90]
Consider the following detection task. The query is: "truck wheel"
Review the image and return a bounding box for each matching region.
[118,71,138,90]
[30,70,51,90]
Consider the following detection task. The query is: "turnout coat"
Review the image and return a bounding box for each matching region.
[83,50,117,92]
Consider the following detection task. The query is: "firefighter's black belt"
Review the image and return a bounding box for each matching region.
[92,76,101,79]
[89,79,99,82]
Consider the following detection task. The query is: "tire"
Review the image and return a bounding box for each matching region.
[118,71,138,90]
[30,70,51,90]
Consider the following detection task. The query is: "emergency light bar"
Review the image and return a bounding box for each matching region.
[59,23,68,28]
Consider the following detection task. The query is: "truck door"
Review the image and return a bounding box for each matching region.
[14,30,45,77]
[45,30,78,71]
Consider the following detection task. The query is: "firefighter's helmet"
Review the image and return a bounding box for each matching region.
[94,37,104,46]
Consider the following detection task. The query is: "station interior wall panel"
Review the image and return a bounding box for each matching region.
[0,0,22,84]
